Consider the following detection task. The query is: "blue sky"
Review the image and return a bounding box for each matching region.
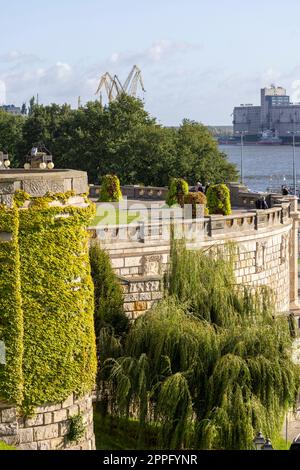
[1,0,300,125]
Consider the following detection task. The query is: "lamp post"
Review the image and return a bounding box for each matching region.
[261,438,274,450]
[253,431,266,450]
[236,130,247,184]
[253,432,274,450]
[287,115,300,196]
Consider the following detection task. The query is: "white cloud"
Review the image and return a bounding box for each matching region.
[0,50,41,64]
[105,39,200,68]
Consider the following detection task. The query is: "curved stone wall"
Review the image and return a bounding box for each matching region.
[0,393,95,450]
[0,170,96,451]
[202,223,292,313]
[90,201,298,318]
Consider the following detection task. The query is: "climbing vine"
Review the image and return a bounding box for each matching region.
[0,192,97,409]
[0,205,23,405]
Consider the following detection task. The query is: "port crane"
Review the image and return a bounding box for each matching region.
[95,65,145,103]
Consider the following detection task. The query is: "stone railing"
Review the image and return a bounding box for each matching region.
[89,184,168,200]
[89,203,292,244]
[0,169,88,206]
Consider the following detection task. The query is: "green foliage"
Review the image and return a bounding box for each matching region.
[93,405,158,450]
[183,192,207,218]
[0,440,16,450]
[206,183,232,215]
[0,193,97,409]
[68,414,85,442]
[173,120,238,185]
[99,175,123,202]
[0,110,24,167]
[13,190,30,208]
[1,97,237,186]
[0,205,23,404]
[89,243,129,338]
[101,244,300,450]
[166,178,189,207]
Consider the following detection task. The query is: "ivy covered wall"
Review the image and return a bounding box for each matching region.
[0,206,23,404]
[0,194,97,409]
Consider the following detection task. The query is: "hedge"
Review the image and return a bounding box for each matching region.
[206,184,232,215]
[183,192,208,218]
[99,175,122,202]
[166,178,189,207]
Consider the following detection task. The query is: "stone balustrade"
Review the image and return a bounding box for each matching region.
[89,184,168,201]
[90,199,298,320]
[89,204,291,245]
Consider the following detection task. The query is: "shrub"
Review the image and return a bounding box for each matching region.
[183,192,207,218]
[68,414,85,442]
[206,184,231,215]
[99,174,122,202]
[166,178,189,207]
[89,243,129,338]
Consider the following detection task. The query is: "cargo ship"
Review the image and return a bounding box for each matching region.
[258,130,282,145]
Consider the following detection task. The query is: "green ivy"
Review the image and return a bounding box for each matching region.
[13,190,30,208]
[0,193,97,409]
[0,205,23,405]
[206,184,232,215]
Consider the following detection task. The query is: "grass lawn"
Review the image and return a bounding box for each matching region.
[91,209,142,227]
[272,434,291,450]
[93,405,157,450]
[93,405,293,451]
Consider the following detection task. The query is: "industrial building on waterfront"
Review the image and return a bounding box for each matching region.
[233,85,300,140]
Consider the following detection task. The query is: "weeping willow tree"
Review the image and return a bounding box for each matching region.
[100,242,300,450]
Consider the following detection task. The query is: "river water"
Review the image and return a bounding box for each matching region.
[219,144,300,193]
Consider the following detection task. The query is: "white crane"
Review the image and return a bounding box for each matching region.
[95,65,145,102]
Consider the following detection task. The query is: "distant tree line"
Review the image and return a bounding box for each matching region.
[0,95,238,186]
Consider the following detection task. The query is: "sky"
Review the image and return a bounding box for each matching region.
[2,0,300,125]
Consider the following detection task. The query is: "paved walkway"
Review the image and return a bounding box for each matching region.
[282,408,300,443]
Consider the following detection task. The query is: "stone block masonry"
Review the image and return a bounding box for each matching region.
[0,393,95,450]
[91,199,299,319]
[120,277,163,319]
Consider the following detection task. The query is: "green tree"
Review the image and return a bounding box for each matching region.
[174,119,238,184]
[102,243,300,450]
[89,243,129,338]
[21,103,27,115]
[0,110,24,166]
[12,97,238,186]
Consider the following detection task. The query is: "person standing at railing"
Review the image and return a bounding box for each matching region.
[282,185,290,196]
[255,196,268,210]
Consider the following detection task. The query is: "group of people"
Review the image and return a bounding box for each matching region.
[255,196,269,210]
[195,182,210,194]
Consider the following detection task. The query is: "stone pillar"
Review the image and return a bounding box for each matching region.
[289,197,300,309]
